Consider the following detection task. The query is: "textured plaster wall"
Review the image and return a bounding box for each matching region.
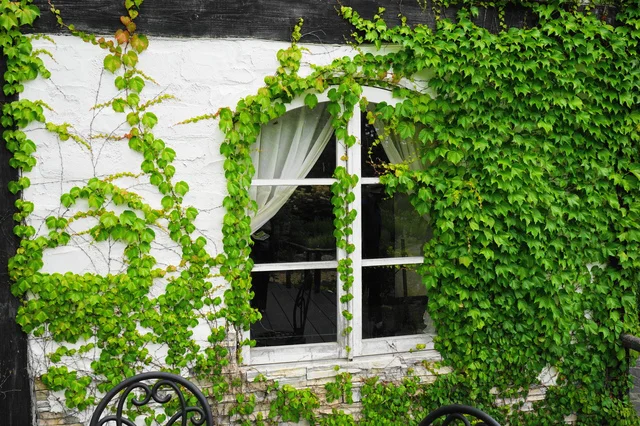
[21,35,561,425]
[22,34,357,425]
[24,34,353,281]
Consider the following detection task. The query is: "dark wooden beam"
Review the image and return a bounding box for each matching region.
[29,0,544,42]
[622,334,640,352]
[0,52,32,425]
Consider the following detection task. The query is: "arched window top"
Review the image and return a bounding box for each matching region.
[283,86,399,114]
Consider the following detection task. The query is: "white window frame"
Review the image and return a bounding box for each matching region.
[243,87,434,366]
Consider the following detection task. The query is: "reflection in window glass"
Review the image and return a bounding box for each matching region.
[362,266,431,339]
[306,133,336,178]
[251,186,335,264]
[361,115,389,178]
[250,269,337,347]
[361,185,431,259]
[361,104,424,176]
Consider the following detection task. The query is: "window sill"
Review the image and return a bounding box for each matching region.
[243,337,443,387]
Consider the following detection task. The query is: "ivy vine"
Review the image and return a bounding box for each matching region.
[4,0,232,415]
[214,1,640,424]
[3,0,640,425]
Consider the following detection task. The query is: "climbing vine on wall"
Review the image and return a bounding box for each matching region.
[214,1,640,424]
[3,0,640,424]
[4,0,232,415]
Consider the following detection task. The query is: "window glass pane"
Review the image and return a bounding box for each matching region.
[362,265,432,339]
[251,186,336,263]
[361,111,389,178]
[254,103,334,180]
[251,269,337,347]
[361,185,431,259]
[306,133,336,178]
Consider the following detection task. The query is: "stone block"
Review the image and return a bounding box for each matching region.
[35,379,49,391]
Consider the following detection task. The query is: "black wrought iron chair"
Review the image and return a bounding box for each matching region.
[89,372,214,426]
[419,404,501,426]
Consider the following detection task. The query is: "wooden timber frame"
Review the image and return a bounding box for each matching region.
[0,1,618,425]
[27,0,545,42]
[0,54,31,425]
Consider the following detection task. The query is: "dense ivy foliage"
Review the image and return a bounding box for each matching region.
[2,0,640,424]
[216,1,640,424]
[370,3,640,423]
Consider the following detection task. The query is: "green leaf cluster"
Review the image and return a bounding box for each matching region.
[4,1,233,414]
[216,2,640,423]
[0,0,48,94]
[5,0,640,423]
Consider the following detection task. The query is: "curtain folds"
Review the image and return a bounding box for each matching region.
[250,105,333,233]
[378,129,423,171]
[373,121,423,171]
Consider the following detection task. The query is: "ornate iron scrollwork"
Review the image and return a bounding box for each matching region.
[89,372,214,426]
[419,404,501,426]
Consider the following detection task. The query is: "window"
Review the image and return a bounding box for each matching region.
[245,88,434,365]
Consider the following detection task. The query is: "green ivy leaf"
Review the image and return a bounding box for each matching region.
[112,98,127,113]
[103,54,122,73]
[99,212,118,228]
[127,93,140,106]
[60,193,75,208]
[160,148,176,162]
[304,94,318,110]
[127,112,139,125]
[0,13,19,31]
[119,210,137,226]
[127,76,145,93]
[141,112,158,128]
[141,228,155,243]
[8,181,20,194]
[459,256,472,267]
[397,121,415,139]
[16,6,40,26]
[130,34,149,53]
[175,181,189,196]
[114,76,126,90]
[88,193,105,209]
[447,150,464,164]
[161,196,174,210]
[45,216,57,229]
[122,50,138,68]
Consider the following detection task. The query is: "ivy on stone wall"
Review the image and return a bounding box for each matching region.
[3,0,640,424]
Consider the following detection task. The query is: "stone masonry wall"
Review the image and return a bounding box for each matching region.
[33,349,566,425]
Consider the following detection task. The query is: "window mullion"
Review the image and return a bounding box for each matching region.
[336,124,349,359]
[346,102,362,360]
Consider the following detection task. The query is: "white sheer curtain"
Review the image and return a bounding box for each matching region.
[250,104,333,233]
[368,104,423,170]
[374,122,423,171]
[378,130,423,170]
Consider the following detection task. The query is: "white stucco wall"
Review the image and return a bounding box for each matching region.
[23,35,360,423]
[21,35,558,425]
[24,34,355,278]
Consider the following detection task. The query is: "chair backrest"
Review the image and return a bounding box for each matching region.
[418,404,501,426]
[89,372,214,426]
